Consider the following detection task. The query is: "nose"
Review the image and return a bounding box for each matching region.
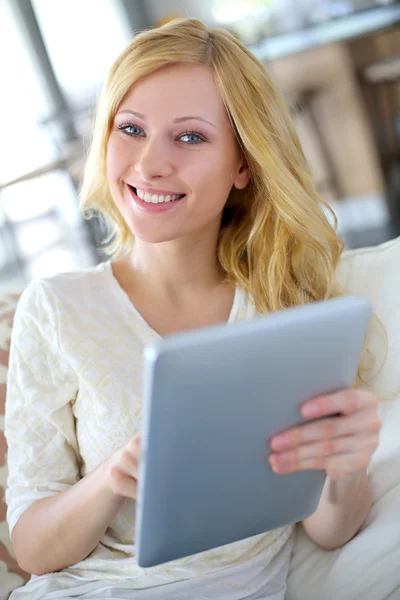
[135,136,175,181]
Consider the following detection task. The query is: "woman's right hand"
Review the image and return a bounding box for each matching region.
[103,433,141,500]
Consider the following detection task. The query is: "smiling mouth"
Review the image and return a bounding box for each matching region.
[131,185,186,204]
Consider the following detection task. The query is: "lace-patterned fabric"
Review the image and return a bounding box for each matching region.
[5,262,294,599]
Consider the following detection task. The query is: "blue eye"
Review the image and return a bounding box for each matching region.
[116,123,205,144]
[179,132,205,144]
[117,123,145,137]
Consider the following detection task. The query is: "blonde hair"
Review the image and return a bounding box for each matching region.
[80,17,343,307]
[80,18,382,388]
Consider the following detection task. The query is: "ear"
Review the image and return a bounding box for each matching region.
[232,157,251,190]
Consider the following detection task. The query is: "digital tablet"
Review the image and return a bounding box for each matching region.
[135,294,372,568]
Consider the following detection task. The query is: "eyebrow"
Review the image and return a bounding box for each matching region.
[116,110,217,129]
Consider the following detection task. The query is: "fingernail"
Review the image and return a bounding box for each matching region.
[268,457,280,472]
[271,435,289,450]
[303,403,319,416]
[271,454,285,467]
[269,458,289,474]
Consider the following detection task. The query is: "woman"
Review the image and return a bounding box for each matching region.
[5,18,381,600]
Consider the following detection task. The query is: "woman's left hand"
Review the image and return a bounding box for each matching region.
[268,389,382,481]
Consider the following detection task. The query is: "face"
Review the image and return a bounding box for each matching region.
[106,62,250,244]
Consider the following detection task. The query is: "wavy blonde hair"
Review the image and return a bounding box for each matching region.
[80,18,385,388]
[80,17,343,308]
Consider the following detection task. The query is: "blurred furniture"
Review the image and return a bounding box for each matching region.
[293,90,344,200]
[364,54,400,156]
[0,206,25,286]
[363,55,400,223]
[0,144,101,284]
[1,236,400,598]
[0,152,78,285]
[0,142,83,192]
[37,102,95,165]
[250,4,400,201]
[250,4,400,62]
[288,235,400,600]
[269,42,386,200]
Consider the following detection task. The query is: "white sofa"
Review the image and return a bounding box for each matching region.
[287,236,400,600]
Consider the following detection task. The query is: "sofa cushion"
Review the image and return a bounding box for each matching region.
[287,236,400,600]
[0,292,30,599]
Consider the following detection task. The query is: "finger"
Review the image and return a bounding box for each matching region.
[127,435,141,455]
[301,389,377,419]
[119,452,139,478]
[109,468,138,499]
[269,433,379,469]
[270,410,381,451]
[270,451,371,475]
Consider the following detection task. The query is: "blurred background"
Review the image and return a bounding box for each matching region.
[0,0,399,291]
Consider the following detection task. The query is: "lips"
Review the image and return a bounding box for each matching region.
[133,187,185,202]
[127,184,186,213]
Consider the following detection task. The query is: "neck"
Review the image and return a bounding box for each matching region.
[126,230,226,298]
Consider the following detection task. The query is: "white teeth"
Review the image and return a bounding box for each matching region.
[135,187,183,204]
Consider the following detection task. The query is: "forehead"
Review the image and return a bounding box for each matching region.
[118,63,230,127]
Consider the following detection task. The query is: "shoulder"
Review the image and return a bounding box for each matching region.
[19,261,111,309]
[14,262,113,341]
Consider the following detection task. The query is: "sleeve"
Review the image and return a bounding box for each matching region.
[5,280,80,536]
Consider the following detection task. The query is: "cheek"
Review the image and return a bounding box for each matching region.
[189,153,237,207]
[106,137,131,184]
[105,140,131,217]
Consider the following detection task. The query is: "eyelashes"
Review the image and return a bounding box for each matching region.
[179,131,206,144]
[116,122,207,145]
[117,123,145,137]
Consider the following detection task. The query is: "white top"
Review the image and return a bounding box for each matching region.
[5,261,294,599]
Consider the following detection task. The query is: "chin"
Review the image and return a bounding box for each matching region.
[129,225,183,244]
